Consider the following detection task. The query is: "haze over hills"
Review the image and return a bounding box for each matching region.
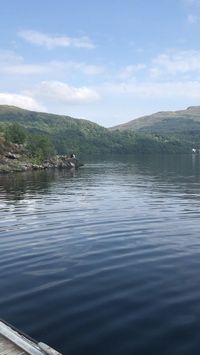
[110,106,200,133]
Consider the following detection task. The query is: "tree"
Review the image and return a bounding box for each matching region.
[27,135,54,162]
[5,123,26,144]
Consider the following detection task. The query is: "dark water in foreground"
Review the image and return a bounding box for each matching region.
[1,155,200,355]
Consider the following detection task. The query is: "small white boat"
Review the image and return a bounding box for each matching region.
[0,319,62,355]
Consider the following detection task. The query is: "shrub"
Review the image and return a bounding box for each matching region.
[27,135,54,162]
[5,123,26,144]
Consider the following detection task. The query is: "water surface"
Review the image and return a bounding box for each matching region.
[1,154,200,355]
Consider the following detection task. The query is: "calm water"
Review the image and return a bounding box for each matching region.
[1,155,200,355]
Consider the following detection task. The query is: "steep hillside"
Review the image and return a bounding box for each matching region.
[0,105,105,134]
[0,105,110,155]
[111,106,200,133]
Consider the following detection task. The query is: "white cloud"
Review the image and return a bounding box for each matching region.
[0,64,49,75]
[104,80,200,99]
[0,50,48,75]
[119,64,146,79]
[150,50,200,77]
[52,61,104,76]
[33,81,100,104]
[0,50,23,64]
[18,30,95,49]
[78,63,105,76]
[0,93,45,111]
[0,50,103,77]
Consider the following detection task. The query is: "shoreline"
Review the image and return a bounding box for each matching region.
[0,154,83,174]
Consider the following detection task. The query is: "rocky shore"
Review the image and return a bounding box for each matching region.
[0,144,83,173]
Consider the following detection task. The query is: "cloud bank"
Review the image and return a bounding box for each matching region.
[18,30,95,49]
[104,81,200,99]
[34,81,100,104]
[150,50,200,77]
[0,93,45,111]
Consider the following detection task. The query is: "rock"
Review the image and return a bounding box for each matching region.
[43,163,50,169]
[6,152,17,159]
[0,151,84,174]
[32,164,44,170]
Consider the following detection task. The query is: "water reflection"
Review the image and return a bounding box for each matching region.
[0,155,200,205]
[131,154,200,179]
[85,154,200,197]
[1,155,200,355]
[99,154,200,179]
[0,169,76,201]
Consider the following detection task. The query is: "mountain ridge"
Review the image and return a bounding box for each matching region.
[0,105,103,130]
[0,104,199,155]
[110,106,200,133]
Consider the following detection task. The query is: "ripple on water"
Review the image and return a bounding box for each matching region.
[1,158,200,355]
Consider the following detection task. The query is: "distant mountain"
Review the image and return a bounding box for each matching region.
[110,106,200,133]
[0,105,197,154]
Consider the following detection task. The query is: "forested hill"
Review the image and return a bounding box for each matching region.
[0,105,198,155]
[110,106,200,133]
[0,105,105,135]
[0,105,110,155]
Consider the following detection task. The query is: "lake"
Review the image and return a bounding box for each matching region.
[1,154,200,355]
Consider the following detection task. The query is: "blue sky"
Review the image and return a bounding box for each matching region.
[1,0,200,126]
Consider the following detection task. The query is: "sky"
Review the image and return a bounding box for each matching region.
[1,0,200,127]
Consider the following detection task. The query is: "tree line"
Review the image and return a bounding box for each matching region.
[3,122,54,162]
[1,121,194,160]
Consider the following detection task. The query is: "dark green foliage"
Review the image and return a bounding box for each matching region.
[5,122,26,144]
[27,135,54,162]
[0,105,198,156]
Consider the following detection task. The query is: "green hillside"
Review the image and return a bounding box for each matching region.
[111,106,200,133]
[0,105,197,155]
[0,105,100,132]
[0,105,112,155]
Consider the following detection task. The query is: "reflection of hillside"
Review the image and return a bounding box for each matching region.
[125,154,200,180]
[124,154,200,200]
[0,169,76,201]
[86,154,200,200]
[80,154,200,183]
[1,155,200,203]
